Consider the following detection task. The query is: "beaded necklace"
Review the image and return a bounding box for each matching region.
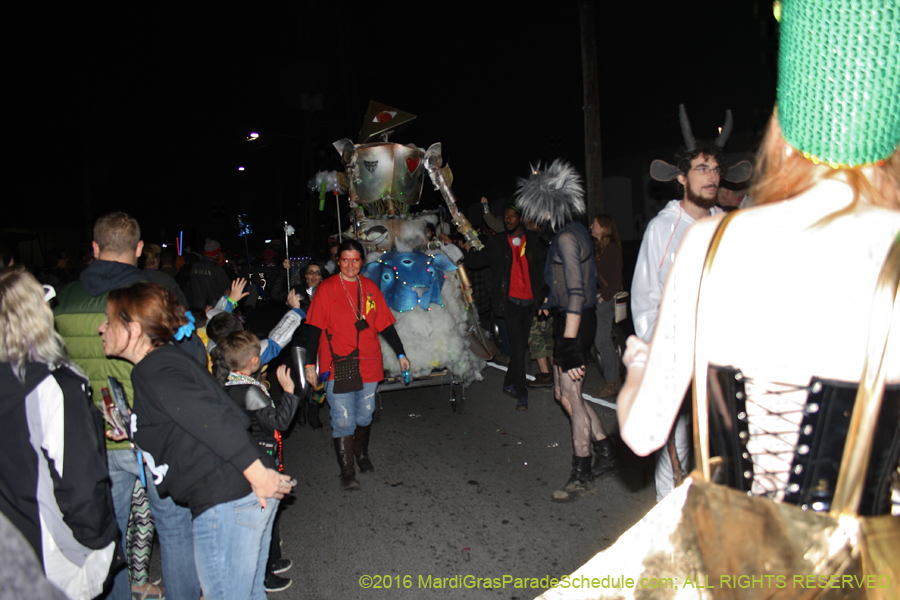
[339,274,364,321]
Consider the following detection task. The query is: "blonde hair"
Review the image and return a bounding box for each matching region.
[0,266,71,381]
[750,114,900,214]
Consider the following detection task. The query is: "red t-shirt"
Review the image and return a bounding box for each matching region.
[305,275,396,382]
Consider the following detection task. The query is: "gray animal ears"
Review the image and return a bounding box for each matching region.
[651,105,752,183]
[650,159,753,183]
[650,160,682,182]
[724,161,753,183]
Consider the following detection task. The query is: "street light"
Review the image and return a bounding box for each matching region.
[237,131,304,238]
[245,131,301,141]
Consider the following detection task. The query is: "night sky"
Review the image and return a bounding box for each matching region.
[9,2,777,260]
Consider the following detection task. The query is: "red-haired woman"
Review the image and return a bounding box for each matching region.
[100,282,294,600]
[618,114,900,511]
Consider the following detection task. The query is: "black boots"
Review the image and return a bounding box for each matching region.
[591,437,621,479]
[353,425,374,473]
[333,437,360,491]
[551,455,594,502]
[333,426,375,490]
[551,438,620,502]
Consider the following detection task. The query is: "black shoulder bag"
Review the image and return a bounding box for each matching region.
[327,278,367,393]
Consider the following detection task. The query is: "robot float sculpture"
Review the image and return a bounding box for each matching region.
[329,102,483,253]
[318,102,491,385]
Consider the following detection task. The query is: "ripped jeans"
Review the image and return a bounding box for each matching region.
[325,380,379,438]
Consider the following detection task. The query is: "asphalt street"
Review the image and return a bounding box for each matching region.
[272,362,657,600]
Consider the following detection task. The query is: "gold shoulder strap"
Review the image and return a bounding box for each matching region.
[691,211,738,481]
[831,232,900,517]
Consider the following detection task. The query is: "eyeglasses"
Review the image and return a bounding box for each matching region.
[42,284,56,303]
[691,166,722,176]
[307,270,321,276]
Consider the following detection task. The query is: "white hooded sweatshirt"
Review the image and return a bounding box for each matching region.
[631,200,722,342]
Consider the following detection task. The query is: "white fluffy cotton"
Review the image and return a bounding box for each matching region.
[377,269,485,386]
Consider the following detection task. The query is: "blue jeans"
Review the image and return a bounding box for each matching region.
[325,380,379,438]
[106,449,200,600]
[192,492,278,600]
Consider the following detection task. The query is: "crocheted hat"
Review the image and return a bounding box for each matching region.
[777,0,900,167]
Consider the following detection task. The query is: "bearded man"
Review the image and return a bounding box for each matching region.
[633,142,726,342]
[631,117,751,502]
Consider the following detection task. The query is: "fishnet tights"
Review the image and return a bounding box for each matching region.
[555,367,607,456]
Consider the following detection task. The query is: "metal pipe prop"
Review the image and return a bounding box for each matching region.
[424,143,483,252]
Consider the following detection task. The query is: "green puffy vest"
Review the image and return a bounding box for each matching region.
[55,281,136,451]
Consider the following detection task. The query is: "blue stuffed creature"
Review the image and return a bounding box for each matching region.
[362,250,458,312]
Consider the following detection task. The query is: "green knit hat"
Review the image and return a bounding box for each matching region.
[777,0,900,167]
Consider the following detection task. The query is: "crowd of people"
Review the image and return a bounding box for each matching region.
[2,1,898,597]
[2,214,305,600]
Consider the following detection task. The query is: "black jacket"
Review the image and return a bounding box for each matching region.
[132,344,260,517]
[463,230,547,317]
[0,362,120,574]
[225,384,300,470]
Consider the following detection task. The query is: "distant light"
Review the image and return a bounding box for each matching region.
[161,243,167,248]
[238,166,245,171]
[264,239,272,243]
[249,132,260,140]
[718,127,722,134]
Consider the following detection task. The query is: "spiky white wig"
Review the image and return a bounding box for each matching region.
[515,159,585,232]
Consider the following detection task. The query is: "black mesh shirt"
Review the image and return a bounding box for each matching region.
[543,222,598,315]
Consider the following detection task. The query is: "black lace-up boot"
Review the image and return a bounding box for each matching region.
[551,455,594,502]
[592,437,621,479]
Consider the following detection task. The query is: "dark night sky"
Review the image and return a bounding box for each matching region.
[9,2,777,258]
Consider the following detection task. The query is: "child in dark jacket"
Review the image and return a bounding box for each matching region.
[219,330,299,593]
[207,287,305,384]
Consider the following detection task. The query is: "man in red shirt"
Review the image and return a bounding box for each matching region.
[465,203,547,410]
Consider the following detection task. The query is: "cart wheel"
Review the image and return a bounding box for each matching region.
[450,382,465,414]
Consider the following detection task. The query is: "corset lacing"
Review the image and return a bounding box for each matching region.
[721,371,812,502]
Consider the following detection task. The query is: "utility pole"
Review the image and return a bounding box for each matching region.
[579,0,603,216]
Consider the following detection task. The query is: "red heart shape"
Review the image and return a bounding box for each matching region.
[406,158,420,173]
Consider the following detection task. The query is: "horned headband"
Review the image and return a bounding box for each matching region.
[650,104,753,183]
